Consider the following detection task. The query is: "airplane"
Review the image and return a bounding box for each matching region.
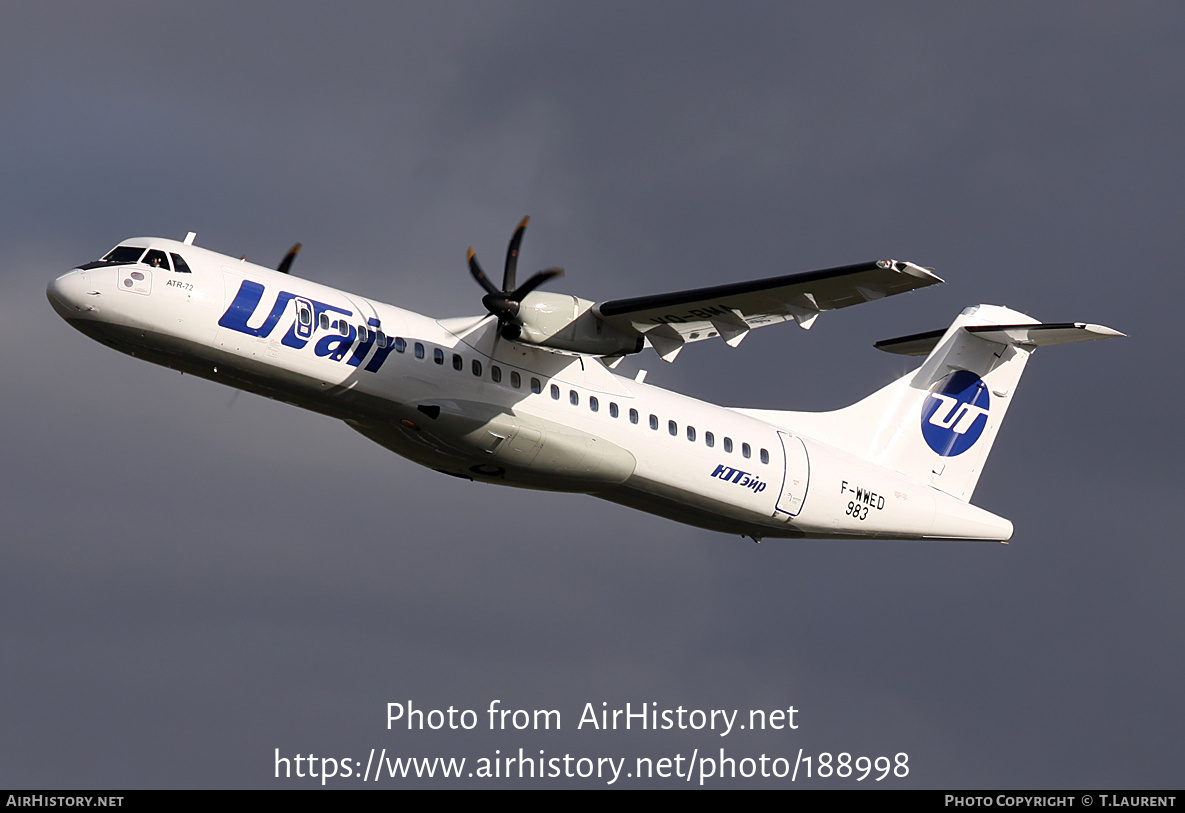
[47,219,1122,542]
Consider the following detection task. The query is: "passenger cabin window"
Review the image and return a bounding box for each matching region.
[550,384,560,400]
[724,437,733,453]
[630,408,639,424]
[169,253,192,273]
[395,337,407,353]
[433,348,444,365]
[359,325,369,343]
[609,403,619,418]
[414,342,424,359]
[705,432,715,448]
[760,448,769,464]
[687,426,696,442]
[589,396,599,412]
[453,353,463,371]
[472,359,482,376]
[320,313,330,330]
[742,443,751,459]
[649,414,659,431]
[569,390,579,406]
[668,420,677,436]
[510,371,521,389]
[491,365,502,383]
[531,378,542,394]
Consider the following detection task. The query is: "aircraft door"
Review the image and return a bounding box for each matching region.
[774,431,810,519]
[293,297,314,341]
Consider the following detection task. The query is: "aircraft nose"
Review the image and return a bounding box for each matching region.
[47,269,99,319]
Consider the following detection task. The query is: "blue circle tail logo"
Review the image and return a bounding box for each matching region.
[920,371,991,457]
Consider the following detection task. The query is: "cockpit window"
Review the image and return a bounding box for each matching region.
[102,246,147,265]
[142,249,170,270]
[170,253,192,273]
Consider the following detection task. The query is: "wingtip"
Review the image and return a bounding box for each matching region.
[891,260,944,285]
[1085,324,1126,339]
[518,216,530,229]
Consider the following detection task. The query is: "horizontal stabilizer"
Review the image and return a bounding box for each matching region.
[877,322,1125,356]
[874,328,946,356]
[966,322,1126,346]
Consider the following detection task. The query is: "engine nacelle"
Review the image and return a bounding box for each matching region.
[515,292,642,357]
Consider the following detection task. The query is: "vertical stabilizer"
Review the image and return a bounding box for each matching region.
[739,305,1123,502]
[862,304,1035,500]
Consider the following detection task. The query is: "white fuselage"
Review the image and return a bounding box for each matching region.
[48,237,1012,542]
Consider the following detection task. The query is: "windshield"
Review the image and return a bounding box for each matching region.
[101,246,147,264]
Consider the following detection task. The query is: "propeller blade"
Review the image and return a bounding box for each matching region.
[503,216,529,292]
[468,247,501,296]
[511,267,564,300]
[469,221,562,340]
[277,242,302,275]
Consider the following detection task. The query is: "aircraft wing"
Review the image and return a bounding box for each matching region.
[593,260,942,361]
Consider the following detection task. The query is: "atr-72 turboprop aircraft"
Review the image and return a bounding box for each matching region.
[48,219,1122,542]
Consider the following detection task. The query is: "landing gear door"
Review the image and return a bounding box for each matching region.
[775,431,810,519]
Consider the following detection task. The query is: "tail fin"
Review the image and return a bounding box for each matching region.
[743,304,1123,501]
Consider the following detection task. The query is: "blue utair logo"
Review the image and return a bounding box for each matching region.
[218,280,400,373]
[710,464,767,494]
[920,370,991,457]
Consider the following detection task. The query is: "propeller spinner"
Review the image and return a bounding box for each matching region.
[468,217,563,340]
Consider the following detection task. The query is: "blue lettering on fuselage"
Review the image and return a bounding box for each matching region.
[347,318,380,367]
[219,280,395,372]
[315,323,357,360]
[218,280,296,338]
[710,464,767,494]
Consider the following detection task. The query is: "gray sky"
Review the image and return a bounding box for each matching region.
[2,2,1180,788]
